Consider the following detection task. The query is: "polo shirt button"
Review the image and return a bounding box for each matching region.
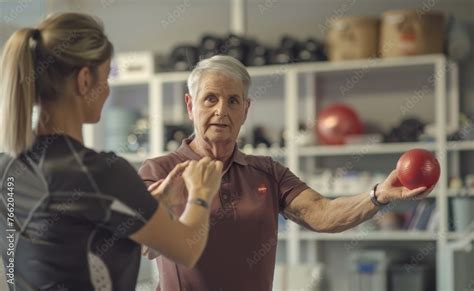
[222,193,228,199]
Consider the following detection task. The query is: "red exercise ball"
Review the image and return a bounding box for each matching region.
[396,149,440,190]
[316,103,363,145]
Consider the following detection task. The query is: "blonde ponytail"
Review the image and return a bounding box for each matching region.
[0,13,113,157]
[0,28,37,157]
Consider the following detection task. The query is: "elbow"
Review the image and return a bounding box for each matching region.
[312,218,346,233]
[153,249,200,268]
[320,226,345,233]
[318,220,355,233]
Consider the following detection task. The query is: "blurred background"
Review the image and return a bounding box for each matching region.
[1,1,474,291]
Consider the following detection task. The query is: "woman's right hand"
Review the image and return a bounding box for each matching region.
[147,161,189,207]
[131,157,223,268]
[182,157,223,201]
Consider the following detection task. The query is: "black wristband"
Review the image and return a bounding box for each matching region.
[369,183,389,207]
[187,198,209,209]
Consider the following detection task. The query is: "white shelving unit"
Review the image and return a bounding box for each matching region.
[298,142,437,156]
[299,231,439,241]
[84,54,473,291]
[447,140,474,151]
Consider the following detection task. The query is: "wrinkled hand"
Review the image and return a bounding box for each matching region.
[376,170,435,204]
[147,161,190,206]
[182,157,223,201]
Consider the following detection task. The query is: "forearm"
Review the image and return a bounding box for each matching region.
[175,191,213,265]
[157,195,179,220]
[146,180,182,219]
[176,206,210,265]
[145,196,211,267]
[131,199,211,268]
[307,192,380,233]
[141,187,209,263]
[289,169,432,234]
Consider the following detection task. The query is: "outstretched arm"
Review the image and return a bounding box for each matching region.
[284,170,432,233]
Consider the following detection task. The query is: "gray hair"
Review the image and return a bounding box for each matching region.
[187,55,251,100]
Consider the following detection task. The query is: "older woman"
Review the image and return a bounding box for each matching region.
[139,55,432,291]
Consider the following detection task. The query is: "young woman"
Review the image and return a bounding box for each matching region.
[0,12,222,291]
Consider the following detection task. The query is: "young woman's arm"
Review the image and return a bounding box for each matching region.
[130,157,222,268]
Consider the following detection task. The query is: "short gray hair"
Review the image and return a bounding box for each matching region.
[187,55,251,100]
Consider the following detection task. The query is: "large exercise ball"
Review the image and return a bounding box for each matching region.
[316,103,363,145]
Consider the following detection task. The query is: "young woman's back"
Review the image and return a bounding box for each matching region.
[1,134,158,290]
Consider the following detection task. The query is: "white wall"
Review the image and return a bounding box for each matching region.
[1,0,473,112]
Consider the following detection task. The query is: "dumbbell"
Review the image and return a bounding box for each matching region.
[397,118,425,142]
[223,34,251,64]
[297,38,327,62]
[199,34,225,59]
[169,45,199,71]
[268,36,300,64]
[384,118,425,142]
[246,42,270,66]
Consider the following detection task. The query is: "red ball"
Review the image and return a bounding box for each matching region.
[396,149,440,189]
[316,103,363,145]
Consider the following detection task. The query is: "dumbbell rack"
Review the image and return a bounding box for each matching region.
[84,54,473,291]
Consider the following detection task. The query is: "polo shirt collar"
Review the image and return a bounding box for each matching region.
[177,137,248,166]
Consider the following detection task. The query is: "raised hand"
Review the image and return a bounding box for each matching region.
[182,157,223,201]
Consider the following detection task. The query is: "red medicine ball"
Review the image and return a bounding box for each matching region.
[396,149,440,189]
[316,103,363,145]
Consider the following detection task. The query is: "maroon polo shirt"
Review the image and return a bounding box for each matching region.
[138,138,308,291]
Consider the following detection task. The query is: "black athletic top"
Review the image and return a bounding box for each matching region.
[0,134,159,291]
